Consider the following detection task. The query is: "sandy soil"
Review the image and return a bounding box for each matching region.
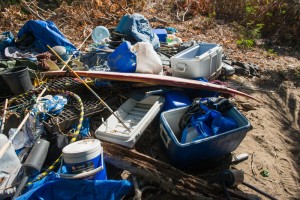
[135,23,300,199]
[188,22,300,199]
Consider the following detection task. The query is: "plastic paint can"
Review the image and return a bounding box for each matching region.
[62,139,106,180]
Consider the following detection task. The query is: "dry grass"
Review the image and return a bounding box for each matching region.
[0,0,299,47]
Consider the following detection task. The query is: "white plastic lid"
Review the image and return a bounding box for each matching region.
[92,26,110,44]
[62,139,101,158]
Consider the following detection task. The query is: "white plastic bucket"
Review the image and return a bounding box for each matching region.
[61,139,106,180]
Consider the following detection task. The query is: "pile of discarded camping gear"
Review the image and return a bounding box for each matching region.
[0,14,275,200]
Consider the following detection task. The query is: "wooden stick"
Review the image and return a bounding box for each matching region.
[102,141,250,199]
[103,142,220,199]
[60,31,92,71]
[0,99,8,134]
[47,45,131,132]
[0,88,47,159]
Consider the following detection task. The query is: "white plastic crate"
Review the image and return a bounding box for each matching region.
[170,43,223,80]
[95,95,164,148]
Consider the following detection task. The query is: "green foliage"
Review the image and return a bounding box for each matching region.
[236,39,254,48]
[235,22,264,49]
[251,23,264,39]
[266,12,273,17]
[208,11,216,19]
[213,0,300,47]
[294,68,300,79]
[245,5,256,15]
[267,49,276,55]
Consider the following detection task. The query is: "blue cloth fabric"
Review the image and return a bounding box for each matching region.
[115,14,160,49]
[72,118,90,137]
[17,20,76,52]
[0,31,14,54]
[181,99,238,143]
[17,172,133,200]
[185,77,219,99]
[31,95,68,121]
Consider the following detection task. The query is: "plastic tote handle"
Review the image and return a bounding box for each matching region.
[174,63,187,72]
[160,124,171,148]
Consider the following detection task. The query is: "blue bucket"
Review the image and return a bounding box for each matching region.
[61,139,106,180]
[107,41,136,72]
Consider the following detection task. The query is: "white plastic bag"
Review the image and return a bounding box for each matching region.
[132,42,162,74]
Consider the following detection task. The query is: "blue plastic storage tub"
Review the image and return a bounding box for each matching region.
[160,106,251,167]
[152,29,167,42]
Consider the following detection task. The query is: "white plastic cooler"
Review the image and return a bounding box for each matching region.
[170,43,223,80]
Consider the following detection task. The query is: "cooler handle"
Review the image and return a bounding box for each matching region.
[209,51,218,73]
[174,63,187,72]
[160,125,171,148]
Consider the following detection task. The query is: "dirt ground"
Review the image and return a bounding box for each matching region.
[191,24,300,199]
[133,23,300,199]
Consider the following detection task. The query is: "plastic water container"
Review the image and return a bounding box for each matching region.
[92,26,110,44]
[62,139,106,180]
[107,41,136,72]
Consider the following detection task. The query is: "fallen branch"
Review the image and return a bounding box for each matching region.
[102,142,249,199]
[149,16,169,24]
[20,1,45,20]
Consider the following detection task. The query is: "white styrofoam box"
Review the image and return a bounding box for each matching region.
[95,95,164,148]
[170,43,223,80]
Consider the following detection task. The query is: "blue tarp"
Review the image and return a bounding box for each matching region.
[17,20,76,53]
[115,14,160,49]
[17,172,132,200]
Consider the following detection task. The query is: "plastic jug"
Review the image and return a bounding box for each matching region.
[92,26,110,44]
[0,134,21,174]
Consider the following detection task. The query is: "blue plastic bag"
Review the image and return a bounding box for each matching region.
[107,41,136,72]
[17,20,76,52]
[0,31,14,54]
[115,14,160,49]
[181,99,238,143]
[17,172,132,200]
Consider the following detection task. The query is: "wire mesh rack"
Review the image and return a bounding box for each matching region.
[43,92,108,133]
[9,77,115,133]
